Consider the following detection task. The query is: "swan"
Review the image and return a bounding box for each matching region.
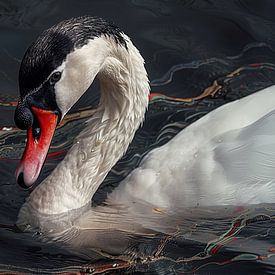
[14,16,275,255]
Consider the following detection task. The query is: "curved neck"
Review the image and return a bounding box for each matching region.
[25,36,150,215]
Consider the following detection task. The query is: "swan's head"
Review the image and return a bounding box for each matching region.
[14,16,127,188]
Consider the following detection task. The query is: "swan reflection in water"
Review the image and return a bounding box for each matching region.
[13,16,275,267]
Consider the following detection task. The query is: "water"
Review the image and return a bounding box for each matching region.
[0,0,275,274]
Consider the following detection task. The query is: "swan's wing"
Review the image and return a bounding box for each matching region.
[109,110,275,208]
[169,109,275,206]
[211,110,275,204]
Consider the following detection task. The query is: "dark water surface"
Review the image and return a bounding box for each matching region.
[0,0,275,274]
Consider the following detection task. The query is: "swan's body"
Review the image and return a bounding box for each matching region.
[110,86,275,208]
[15,16,275,255]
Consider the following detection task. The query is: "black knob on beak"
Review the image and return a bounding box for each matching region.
[14,100,33,130]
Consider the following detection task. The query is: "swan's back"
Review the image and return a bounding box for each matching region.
[109,85,275,208]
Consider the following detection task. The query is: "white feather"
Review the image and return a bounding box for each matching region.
[18,33,275,252]
[109,85,275,208]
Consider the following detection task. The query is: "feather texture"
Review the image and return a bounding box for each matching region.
[17,22,275,253]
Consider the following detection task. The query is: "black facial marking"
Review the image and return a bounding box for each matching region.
[14,80,61,130]
[19,16,127,98]
[27,81,62,124]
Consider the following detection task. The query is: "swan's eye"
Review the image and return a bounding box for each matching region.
[49,71,62,85]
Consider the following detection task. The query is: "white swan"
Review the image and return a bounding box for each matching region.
[14,16,275,255]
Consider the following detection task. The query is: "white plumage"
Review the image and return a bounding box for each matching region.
[18,30,275,255]
[110,86,275,208]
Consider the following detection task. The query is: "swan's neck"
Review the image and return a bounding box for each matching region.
[24,36,150,215]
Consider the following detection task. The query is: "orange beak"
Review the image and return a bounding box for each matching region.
[16,107,58,188]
